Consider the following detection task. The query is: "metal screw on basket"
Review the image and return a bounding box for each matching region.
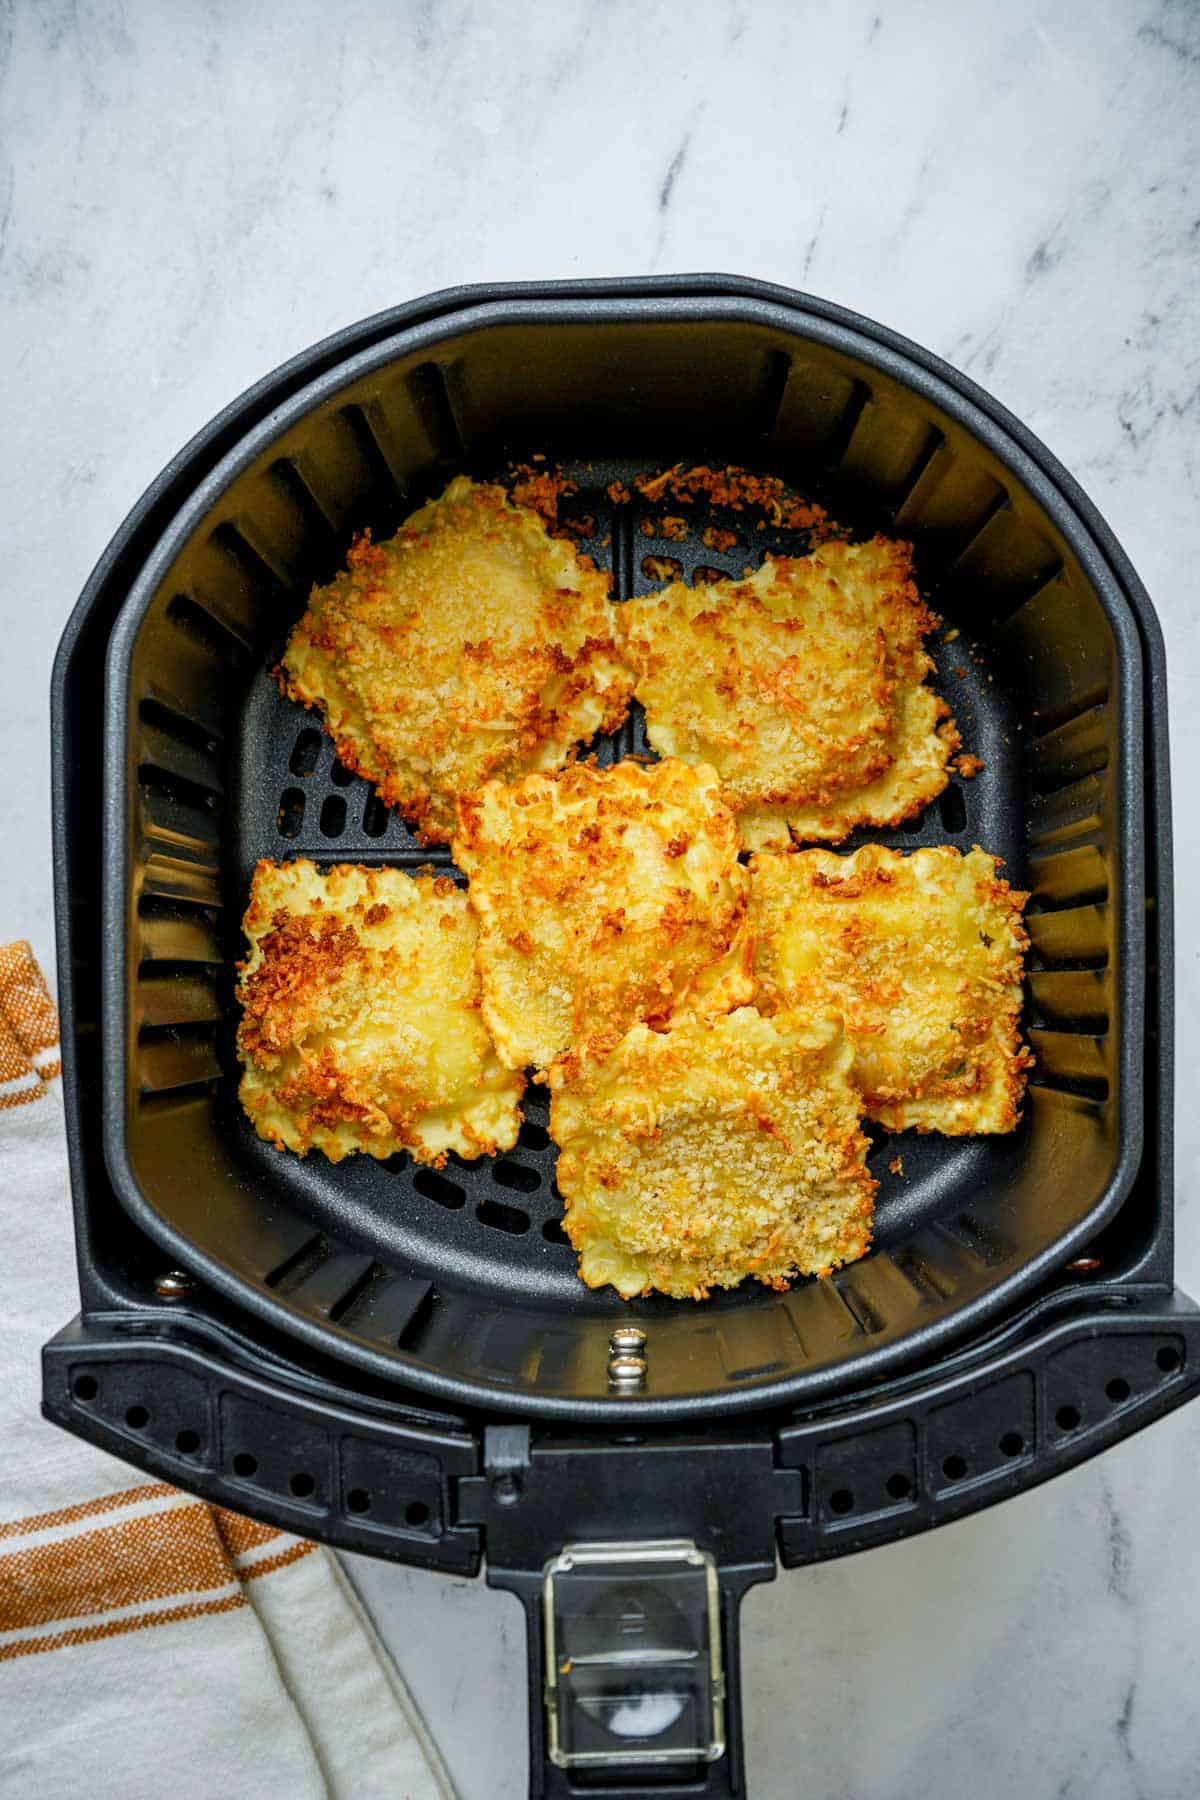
[608,1326,647,1390]
[154,1270,194,1300]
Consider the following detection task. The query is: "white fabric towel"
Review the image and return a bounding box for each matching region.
[0,940,454,1800]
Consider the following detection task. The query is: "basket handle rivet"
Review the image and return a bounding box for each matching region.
[155,1269,194,1299]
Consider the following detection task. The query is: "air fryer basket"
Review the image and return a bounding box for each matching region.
[102,294,1143,1419]
[44,278,1193,1798]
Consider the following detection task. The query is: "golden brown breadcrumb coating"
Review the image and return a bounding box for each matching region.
[548,1008,876,1300]
[620,537,958,848]
[281,476,634,844]
[453,758,754,1071]
[237,860,523,1164]
[749,843,1031,1133]
[631,463,840,536]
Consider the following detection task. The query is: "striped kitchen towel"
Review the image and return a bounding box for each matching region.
[0,941,453,1800]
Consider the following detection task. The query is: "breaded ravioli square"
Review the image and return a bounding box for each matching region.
[453,758,754,1071]
[749,844,1031,1134]
[237,859,523,1165]
[547,1008,876,1300]
[620,537,958,849]
[282,476,634,844]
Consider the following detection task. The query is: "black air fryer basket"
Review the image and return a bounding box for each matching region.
[47,276,1195,1797]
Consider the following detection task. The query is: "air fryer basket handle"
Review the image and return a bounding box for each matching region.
[498,1558,765,1800]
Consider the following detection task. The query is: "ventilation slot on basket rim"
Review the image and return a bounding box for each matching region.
[396,1284,439,1350]
[831,1279,885,1336]
[136,972,221,1041]
[137,1079,219,1112]
[137,906,221,975]
[139,849,222,910]
[166,593,252,666]
[1026,904,1109,970]
[1027,1030,1109,1102]
[136,1025,222,1102]
[820,378,872,468]
[139,764,221,817]
[893,1246,958,1303]
[137,1017,218,1046]
[1031,704,1110,795]
[1027,969,1109,1030]
[264,1233,329,1291]
[406,361,465,461]
[942,488,1010,566]
[209,521,290,601]
[327,1260,386,1325]
[754,347,794,441]
[137,889,220,922]
[838,397,942,501]
[339,400,408,504]
[138,696,222,758]
[270,455,341,543]
[137,954,221,982]
[936,1214,1015,1269]
[888,425,946,513]
[1029,773,1106,849]
[1026,844,1108,913]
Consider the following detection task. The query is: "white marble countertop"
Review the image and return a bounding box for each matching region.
[3,1,1199,1795]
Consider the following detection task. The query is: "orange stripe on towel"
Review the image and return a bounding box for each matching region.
[0,1484,177,1543]
[0,1501,233,1631]
[0,939,60,1081]
[0,1593,247,1663]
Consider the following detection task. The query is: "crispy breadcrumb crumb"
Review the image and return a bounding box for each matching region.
[632,464,843,538]
[507,463,577,524]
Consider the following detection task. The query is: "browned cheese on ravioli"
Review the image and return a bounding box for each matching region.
[749,844,1032,1134]
[281,476,634,844]
[548,1008,876,1300]
[618,537,959,848]
[237,860,524,1165]
[453,758,754,1071]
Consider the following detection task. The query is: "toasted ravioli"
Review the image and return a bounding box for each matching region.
[237,860,523,1165]
[620,537,957,848]
[749,844,1031,1133]
[619,553,894,806]
[453,759,754,1070]
[548,1008,876,1300]
[282,477,634,844]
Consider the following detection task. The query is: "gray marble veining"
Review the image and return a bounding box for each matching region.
[2,1,1198,1795]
